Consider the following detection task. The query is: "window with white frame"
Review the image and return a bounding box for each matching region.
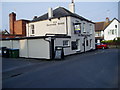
[31,24,35,34]
[108,29,116,35]
[83,23,86,32]
[112,30,114,35]
[76,39,80,50]
[89,24,92,34]
[63,40,69,46]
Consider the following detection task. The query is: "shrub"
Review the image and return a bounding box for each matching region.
[101,37,120,45]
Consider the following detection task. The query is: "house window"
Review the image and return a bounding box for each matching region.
[63,40,69,46]
[31,25,35,34]
[32,30,34,34]
[95,31,101,37]
[83,23,86,32]
[76,39,80,50]
[74,23,81,34]
[90,24,92,34]
[90,39,92,47]
[71,41,77,50]
[112,30,114,35]
[115,29,117,34]
[115,25,117,28]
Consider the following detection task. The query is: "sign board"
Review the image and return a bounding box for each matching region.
[74,23,81,34]
[54,50,62,59]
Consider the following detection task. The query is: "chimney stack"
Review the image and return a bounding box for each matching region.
[48,8,53,19]
[106,17,110,23]
[9,12,16,34]
[69,0,75,13]
[33,16,37,19]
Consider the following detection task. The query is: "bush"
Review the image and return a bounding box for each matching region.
[101,37,120,45]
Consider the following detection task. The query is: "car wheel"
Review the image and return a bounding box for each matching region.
[102,47,105,49]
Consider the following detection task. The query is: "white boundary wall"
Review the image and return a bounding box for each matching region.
[1,38,50,59]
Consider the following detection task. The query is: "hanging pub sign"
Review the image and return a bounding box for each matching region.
[74,23,81,34]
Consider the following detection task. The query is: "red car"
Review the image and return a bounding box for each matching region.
[96,43,108,49]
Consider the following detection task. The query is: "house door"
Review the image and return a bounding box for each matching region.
[51,39,54,59]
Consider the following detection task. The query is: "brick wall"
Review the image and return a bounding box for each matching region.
[9,12,29,36]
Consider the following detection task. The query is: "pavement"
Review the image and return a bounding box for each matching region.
[2,49,119,88]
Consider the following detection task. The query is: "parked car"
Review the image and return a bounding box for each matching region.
[95,43,108,49]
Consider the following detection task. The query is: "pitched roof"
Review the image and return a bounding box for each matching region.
[95,21,111,31]
[30,7,94,23]
[103,18,120,31]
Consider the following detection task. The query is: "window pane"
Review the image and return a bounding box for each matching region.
[63,40,69,46]
[32,30,34,34]
[31,25,34,29]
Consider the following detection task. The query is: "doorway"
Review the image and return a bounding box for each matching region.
[50,39,54,59]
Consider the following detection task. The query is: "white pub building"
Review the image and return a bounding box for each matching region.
[2,1,95,59]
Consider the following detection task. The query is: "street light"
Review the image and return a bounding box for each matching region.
[115,25,117,48]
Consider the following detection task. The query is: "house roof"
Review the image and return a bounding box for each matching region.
[30,7,94,23]
[95,18,120,31]
[95,21,111,31]
[103,18,120,31]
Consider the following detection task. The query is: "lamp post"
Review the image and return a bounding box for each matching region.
[83,32,87,52]
[115,25,117,48]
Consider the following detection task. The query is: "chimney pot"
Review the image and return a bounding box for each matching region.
[106,17,110,23]
[69,1,75,13]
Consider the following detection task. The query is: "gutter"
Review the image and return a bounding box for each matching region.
[66,16,68,35]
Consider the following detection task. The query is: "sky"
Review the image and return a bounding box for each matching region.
[0,0,119,32]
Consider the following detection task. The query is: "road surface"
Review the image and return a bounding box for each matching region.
[2,49,119,88]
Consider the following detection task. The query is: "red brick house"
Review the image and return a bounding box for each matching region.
[2,12,29,39]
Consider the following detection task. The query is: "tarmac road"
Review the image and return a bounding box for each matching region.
[2,49,119,88]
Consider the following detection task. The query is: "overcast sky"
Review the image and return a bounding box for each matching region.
[0,0,119,32]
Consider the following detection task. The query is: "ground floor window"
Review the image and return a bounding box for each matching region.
[90,39,92,47]
[63,40,69,46]
[76,39,80,50]
[71,41,77,50]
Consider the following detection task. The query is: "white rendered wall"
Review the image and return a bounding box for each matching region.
[20,39,50,59]
[68,17,95,51]
[12,40,20,49]
[19,39,28,58]
[104,19,119,40]
[26,17,67,37]
[27,39,50,59]
[2,40,13,48]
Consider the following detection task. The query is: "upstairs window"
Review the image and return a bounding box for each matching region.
[89,24,92,34]
[31,25,35,34]
[32,30,34,34]
[115,25,117,28]
[83,23,86,33]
